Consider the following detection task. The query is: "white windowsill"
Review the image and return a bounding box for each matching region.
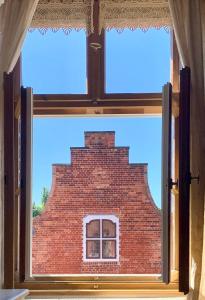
[26,296,187,300]
[0,289,29,300]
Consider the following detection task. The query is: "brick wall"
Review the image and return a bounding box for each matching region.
[32,131,161,274]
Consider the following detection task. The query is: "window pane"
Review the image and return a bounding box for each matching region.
[106,29,170,93]
[86,220,100,238]
[86,240,100,259]
[102,220,116,238]
[102,240,116,259]
[22,30,87,94]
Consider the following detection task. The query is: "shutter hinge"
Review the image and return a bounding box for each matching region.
[189,173,200,184]
[169,178,178,189]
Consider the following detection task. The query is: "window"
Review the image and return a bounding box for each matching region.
[23,26,171,280]
[4,0,188,295]
[83,215,119,261]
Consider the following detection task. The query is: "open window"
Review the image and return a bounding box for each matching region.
[3,0,191,296]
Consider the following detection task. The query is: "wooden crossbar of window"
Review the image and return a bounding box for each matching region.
[33,93,163,115]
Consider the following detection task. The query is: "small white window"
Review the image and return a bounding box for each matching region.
[83,215,119,262]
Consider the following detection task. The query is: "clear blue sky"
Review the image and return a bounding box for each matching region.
[22,28,170,208]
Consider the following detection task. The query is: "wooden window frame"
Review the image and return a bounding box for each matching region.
[3,25,188,298]
[33,1,163,117]
[84,215,119,262]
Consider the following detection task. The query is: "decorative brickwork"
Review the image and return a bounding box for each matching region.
[32,131,161,274]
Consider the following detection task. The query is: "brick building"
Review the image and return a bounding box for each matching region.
[32,131,161,274]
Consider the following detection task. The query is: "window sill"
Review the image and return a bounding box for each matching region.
[26,297,187,300]
[83,259,119,263]
[24,289,186,299]
[15,281,183,298]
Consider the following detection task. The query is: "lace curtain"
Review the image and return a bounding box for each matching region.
[30,0,172,34]
[99,0,171,33]
[30,0,93,34]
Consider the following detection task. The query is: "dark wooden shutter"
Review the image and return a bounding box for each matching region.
[4,58,21,288]
[20,87,33,281]
[4,71,15,288]
[179,67,190,294]
[162,82,172,284]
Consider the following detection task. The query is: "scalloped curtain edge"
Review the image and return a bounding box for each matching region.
[28,25,171,35]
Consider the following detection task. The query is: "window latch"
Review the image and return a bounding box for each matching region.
[90,42,102,51]
[93,284,99,289]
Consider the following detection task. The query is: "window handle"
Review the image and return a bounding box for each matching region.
[90,42,102,51]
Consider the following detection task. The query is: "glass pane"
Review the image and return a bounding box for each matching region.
[106,29,170,93]
[86,240,100,259]
[86,220,100,238]
[102,220,116,238]
[22,30,87,94]
[102,240,116,259]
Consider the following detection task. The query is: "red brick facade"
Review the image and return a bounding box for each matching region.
[32,131,161,274]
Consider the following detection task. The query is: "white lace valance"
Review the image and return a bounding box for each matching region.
[99,0,172,33]
[30,0,94,34]
[30,0,172,34]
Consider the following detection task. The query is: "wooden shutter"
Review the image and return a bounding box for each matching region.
[162,82,172,284]
[179,67,190,294]
[4,58,21,288]
[4,71,15,288]
[20,87,33,281]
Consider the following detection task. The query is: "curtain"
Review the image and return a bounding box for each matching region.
[31,0,94,35]
[99,0,171,33]
[168,1,205,299]
[0,0,39,287]
[0,0,39,73]
[31,0,171,34]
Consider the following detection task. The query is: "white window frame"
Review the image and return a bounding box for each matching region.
[83,215,119,262]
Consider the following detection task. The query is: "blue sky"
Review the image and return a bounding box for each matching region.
[22,28,170,208]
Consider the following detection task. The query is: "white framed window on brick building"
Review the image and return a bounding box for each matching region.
[83,215,119,262]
